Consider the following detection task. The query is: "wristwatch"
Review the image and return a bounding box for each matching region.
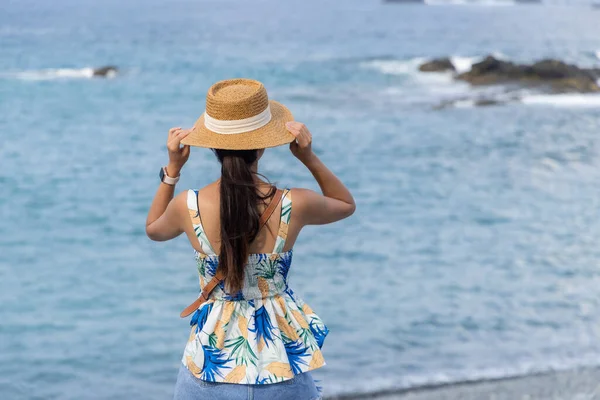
[159,166,180,186]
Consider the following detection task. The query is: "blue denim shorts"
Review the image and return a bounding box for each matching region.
[173,364,321,400]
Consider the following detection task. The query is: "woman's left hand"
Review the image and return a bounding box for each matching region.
[166,127,191,176]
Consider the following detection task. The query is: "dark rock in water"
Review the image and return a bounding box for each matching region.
[474,98,502,107]
[585,68,600,79]
[547,78,600,94]
[433,94,518,110]
[93,66,118,77]
[457,56,523,85]
[434,98,494,110]
[456,55,600,93]
[528,59,600,93]
[419,58,456,73]
[530,59,586,79]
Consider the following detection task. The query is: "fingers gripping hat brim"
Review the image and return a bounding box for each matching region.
[181,100,295,150]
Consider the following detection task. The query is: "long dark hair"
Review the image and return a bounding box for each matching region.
[213,149,276,293]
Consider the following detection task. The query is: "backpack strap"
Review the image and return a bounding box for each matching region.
[180,188,283,318]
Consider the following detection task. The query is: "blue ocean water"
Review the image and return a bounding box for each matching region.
[2,0,600,398]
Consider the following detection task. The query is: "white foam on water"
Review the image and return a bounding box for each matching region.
[363,54,505,77]
[595,51,600,60]
[521,93,600,108]
[450,56,481,74]
[362,57,460,85]
[362,56,494,104]
[453,99,476,108]
[6,68,98,81]
[360,58,426,76]
[450,53,509,73]
[362,57,461,88]
[490,51,510,60]
[361,54,600,110]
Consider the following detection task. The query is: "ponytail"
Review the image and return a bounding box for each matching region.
[214,149,275,294]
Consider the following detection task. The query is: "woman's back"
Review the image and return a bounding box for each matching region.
[185,181,299,256]
[188,186,294,297]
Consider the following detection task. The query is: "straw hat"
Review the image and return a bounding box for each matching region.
[181,78,295,150]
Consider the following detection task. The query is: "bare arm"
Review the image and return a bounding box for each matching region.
[145,127,191,241]
[286,122,356,226]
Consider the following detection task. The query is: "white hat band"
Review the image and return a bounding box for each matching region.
[204,106,272,135]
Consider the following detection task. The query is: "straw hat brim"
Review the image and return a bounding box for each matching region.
[181,100,295,150]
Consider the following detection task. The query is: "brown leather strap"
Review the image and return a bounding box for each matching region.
[180,188,284,318]
[258,188,283,231]
[180,269,225,318]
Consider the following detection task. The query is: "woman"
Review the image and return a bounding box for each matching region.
[145,79,355,400]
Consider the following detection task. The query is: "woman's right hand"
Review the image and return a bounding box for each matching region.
[166,127,191,176]
[286,121,315,164]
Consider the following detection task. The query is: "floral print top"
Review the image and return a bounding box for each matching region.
[181,188,329,385]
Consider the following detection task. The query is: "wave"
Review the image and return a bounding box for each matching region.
[361,57,459,87]
[361,53,507,77]
[450,52,509,73]
[360,57,427,76]
[2,68,115,81]
[450,56,481,74]
[596,51,600,61]
[362,54,600,109]
[437,93,600,109]
[521,93,600,107]
[452,99,476,108]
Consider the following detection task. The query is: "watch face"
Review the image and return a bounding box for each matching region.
[159,167,165,181]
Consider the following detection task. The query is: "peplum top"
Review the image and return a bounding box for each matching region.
[181,188,329,385]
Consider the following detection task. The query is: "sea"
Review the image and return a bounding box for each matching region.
[2,0,600,398]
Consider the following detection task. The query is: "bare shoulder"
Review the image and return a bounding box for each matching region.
[172,190,191,212]
[288,187,355,226]
[196,180,219,196]
[288,187,318,204]
[287,187,324,217]
[195,181,221,211]
[174,181,218,213]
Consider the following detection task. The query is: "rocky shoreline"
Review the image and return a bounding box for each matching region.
[420,55,600,93]
[417,55,600,108]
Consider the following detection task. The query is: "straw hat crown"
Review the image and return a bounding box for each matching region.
[181,78,294,150]
[206,79,269,120]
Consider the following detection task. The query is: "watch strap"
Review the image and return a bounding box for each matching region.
[161,166,180,185]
